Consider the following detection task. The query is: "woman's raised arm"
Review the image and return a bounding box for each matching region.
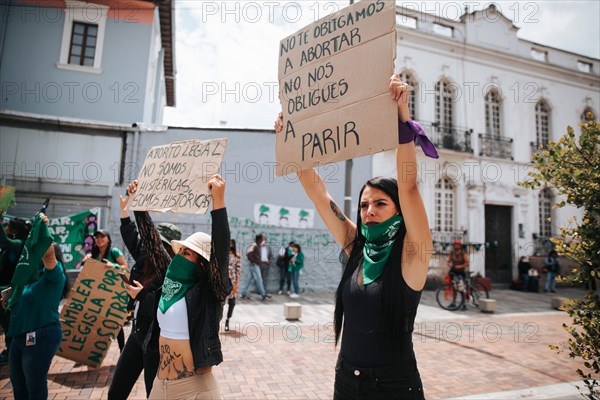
[390,75,432,289]
[275,113,356,252]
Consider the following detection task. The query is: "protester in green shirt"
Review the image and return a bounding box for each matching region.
[288,243,304,299]
[0,210,31,364]
[2,213,69,400]
[86,228,128,351]
[90,229,128,269]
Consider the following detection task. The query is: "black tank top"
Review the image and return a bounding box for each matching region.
[340,264,422,369]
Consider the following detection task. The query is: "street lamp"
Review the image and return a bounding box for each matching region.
[344,0,355,218]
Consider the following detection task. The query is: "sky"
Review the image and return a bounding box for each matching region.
[162,1,600,129]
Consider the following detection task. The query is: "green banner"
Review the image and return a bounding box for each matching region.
[47,210,99,270]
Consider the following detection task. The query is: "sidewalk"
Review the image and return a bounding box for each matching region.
[0,287,589,399]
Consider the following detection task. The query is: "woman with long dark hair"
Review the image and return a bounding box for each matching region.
[107,182,182,400]
[87,229,128,352]
[275,74,437,399]
[90,230,128,270]
[130,174,231,400]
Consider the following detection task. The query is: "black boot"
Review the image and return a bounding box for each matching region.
[224,318,230,332]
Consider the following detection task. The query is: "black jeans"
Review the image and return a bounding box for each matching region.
[279,266,291,291]
[117,327,125,351]
[108,331,159,399]
[333,358,425,400]
[226,297,236,319]
[0,310,11,351]
[10,324,62,400]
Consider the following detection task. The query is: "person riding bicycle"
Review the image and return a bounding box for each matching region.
[447,240,469,309]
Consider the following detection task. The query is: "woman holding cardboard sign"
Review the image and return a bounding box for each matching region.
[86,229,128,352]
[274,74,438,399]
[130,174,231,400]
[108,182,182,400]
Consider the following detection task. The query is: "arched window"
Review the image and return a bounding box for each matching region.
[581,107,595,124]
[485,89,502,138]
[399,71,417,120]
[435,178,455,232]
[538,188,553,237]
[535,100,550,147]
[435,80,454,131]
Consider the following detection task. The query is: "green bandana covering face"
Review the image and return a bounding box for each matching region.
[360,214,404,285]
[159,254,197,313]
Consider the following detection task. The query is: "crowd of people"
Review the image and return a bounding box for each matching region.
[0,74,588,399]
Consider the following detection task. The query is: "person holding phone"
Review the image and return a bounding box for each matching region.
[118,271,131,285]
[108,182,182,400]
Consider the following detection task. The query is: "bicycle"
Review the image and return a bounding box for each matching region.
[436,271,490,311]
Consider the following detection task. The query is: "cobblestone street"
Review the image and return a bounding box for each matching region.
[0,287,587,399]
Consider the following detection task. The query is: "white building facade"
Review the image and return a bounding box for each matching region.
[374,5,600,283]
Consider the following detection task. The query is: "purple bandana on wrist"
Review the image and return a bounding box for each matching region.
[398,120,439,159]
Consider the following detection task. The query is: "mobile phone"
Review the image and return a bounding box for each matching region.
[118,272,131,285]
[1,287,13,302]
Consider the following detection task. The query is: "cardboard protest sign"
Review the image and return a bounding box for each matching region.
[276,0,397,176]
[0,185,16,210]
[57,259,129,367]
[127,139,228,214]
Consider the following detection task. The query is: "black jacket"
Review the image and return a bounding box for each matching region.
[120,216,147,284]
[120,213,166,342]
[142,208,232,369]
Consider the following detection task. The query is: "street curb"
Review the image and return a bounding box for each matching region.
[445,380,586,399]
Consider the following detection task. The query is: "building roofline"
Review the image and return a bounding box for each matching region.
[167,125,276,134]
[395,5,599,64]
[522,39,599,61]
[146,0,176,107]
[0,110,279,134]
[0,109,138,134]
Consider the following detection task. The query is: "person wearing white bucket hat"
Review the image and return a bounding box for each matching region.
[141,174,232,400]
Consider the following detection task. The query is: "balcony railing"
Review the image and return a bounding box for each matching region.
[420,121,473,153]
[479,134,513,160]
[532,234,555,256]
[530,141,548,158]
[431,229,467,254]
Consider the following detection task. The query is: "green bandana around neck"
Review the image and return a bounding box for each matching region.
[360,214,404,285]
[159,254,197,313]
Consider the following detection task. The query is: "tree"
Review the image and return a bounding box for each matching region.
[520,114,599,399]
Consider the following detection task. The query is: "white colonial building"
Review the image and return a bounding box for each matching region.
[373,5,600,283]
[1,2,598,289]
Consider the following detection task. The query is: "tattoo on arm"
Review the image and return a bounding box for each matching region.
[330,201,347,222]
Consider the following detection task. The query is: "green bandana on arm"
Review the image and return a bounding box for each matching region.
[159,254,197,313]
[8,215,53,308]
[360,214,404,285]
